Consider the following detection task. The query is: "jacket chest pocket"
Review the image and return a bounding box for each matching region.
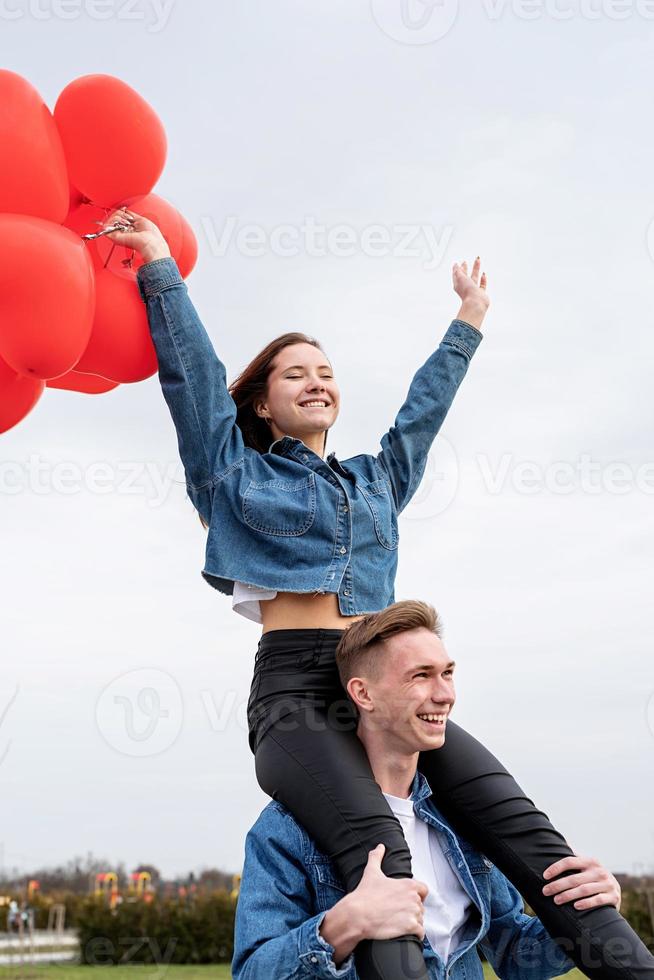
[242,472,317,536]
[360,479,399,550]
[313,861,346,906]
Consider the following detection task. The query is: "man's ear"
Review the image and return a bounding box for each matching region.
[347,677,374,713]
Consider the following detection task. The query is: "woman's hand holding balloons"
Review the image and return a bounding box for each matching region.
[0,71,198,430]
[452,256,490,332]
[104,208,171,265]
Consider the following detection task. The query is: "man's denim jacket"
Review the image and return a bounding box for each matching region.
[231,770,575,980]
[137,259,483,615]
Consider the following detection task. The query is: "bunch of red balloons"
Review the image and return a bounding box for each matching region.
[0,70,197,434]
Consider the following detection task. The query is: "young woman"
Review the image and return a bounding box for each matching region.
[105,207,652,980]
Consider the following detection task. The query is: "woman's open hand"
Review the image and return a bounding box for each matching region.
[452,256,490,331]
[103,207,171,265]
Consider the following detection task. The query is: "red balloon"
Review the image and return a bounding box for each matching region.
[0,215,95,379]
[92,193,198,279]
[0,70,69,223]
[68,181,84,210]
[176,217,199,279]
[0,353,44,434]
[54,75,167,205]
[75,268,157,383]
[46,369,120,393]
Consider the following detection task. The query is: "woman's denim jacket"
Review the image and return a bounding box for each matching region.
[136,258,483,615]
[231,769,575,980]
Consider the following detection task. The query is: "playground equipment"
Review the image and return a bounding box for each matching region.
[94,872,120,909]
[47,903,66,933]
[127,870,153,903]
[93,870,158,907]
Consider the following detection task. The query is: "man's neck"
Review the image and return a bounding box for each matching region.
[357,726,418,799]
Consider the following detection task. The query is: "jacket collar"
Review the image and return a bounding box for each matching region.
[267,436,348,477]
[410,769,434,804]
[268,435,333,458]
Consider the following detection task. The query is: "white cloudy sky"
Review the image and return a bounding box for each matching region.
[1,1,653,881]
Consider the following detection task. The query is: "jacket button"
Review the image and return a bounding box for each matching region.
[339,546,346,554]
[301,453,308,461]
[343,505,349,512]
[343,590,350,596]
[310,955,318,963]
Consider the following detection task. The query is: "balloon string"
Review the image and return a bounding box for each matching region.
[104,241,117,269]
[80,197,136,269]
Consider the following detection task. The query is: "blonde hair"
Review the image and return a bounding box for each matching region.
[335,600,442,688]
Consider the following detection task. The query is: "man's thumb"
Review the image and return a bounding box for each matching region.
[366,843,385,869]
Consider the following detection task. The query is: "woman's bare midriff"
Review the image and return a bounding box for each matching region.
[260,591,366,633]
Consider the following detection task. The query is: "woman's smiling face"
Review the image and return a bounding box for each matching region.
[255,342,340,449]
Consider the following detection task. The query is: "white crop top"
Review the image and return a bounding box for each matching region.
[232,581,278,624]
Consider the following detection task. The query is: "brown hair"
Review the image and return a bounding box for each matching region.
[335,600,443,689]
[197,331,329,530]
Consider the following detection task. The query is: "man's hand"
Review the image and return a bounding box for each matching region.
[542,854,621,911]
[319,844,429,966]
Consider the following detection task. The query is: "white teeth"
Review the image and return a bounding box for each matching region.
[417,714,446,723]
[300,400,328,408]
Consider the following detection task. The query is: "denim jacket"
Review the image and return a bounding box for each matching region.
[231,770,575,980]
[137,258,483,615]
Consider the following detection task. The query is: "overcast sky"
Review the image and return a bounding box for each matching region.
[1,0,653,883]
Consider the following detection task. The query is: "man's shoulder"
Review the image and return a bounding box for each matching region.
[247,801,316,860]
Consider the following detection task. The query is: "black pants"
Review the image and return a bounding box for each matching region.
[248,628,653,980]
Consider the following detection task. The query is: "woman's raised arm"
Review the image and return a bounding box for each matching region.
[374,258,489,514]
[104,209,246,522]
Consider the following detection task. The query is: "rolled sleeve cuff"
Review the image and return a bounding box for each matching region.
[297,912,356,978]
[443,318,484,359]
[136,256,185,302]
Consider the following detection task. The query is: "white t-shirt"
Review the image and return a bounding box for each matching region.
[382,790,474,963]
[231,581,278,623]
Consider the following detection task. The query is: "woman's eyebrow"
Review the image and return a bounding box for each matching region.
[281,364,333,372]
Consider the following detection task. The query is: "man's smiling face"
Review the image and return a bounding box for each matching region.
[357,627,456,753]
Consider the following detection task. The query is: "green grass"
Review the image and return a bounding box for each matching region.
[0,966,585,979]
[0,969,231,980]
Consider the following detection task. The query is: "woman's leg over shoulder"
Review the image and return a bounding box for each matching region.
[255,707,429,980]
[419,721,654,980]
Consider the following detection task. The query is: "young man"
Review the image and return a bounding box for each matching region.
[232,601,621,980]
